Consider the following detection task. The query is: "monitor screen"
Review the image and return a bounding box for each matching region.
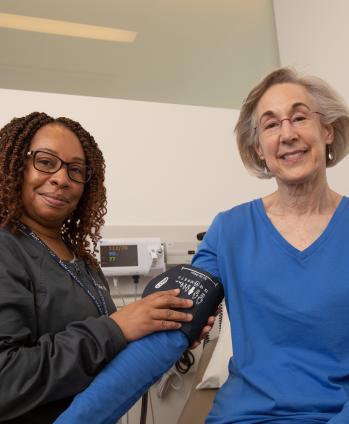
[100,245,138,267]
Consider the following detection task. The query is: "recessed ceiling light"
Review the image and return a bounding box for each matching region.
[0,13,137,43]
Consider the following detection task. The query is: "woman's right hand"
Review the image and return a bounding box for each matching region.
[109,288,193,342]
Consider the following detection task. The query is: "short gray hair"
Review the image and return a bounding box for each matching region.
[235,68,349,179]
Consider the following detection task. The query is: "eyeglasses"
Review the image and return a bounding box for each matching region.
[27,150,91,184]
[255,110,324,137]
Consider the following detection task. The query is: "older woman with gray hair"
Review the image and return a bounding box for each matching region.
[193,68,349,423]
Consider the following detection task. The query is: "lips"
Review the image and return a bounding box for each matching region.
[40,192,69,207]
[280,149,308,161]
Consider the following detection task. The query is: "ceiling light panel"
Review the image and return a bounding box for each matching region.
[0,13,137,43]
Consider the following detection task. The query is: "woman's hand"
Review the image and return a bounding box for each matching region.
[189,304,221,349]
[109,288,193,342]
[189,315,216,349]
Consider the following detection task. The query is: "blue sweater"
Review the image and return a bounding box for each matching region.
[193,197,349,423]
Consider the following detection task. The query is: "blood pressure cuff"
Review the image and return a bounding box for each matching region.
[54,265,223,424]
[142,264,224,345]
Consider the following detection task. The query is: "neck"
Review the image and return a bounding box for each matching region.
[19,216,62,241]
[266,177,340,216]
[19,216,75,261]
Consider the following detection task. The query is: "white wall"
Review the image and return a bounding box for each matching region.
[273,0,349,100]
[0,88,275,226]
[270,0,349,195]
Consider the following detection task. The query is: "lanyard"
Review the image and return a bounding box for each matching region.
[16,222,108,316]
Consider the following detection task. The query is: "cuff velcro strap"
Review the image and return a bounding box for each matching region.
[142,264,224,344]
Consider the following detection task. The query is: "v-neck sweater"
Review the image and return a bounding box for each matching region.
[193,197,349,423]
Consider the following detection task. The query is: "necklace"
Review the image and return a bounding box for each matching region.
[16,221,108,316]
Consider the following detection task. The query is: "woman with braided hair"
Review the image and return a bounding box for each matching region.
[0,112,198,423]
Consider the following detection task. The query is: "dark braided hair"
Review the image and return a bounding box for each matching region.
[0,112,107,267]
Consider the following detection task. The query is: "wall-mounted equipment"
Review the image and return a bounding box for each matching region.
[98,238,165,277]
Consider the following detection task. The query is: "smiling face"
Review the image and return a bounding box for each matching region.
[21,123,85,232]
[254,83,334,186]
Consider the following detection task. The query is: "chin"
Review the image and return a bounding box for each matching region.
[37,213,68,228]
[279,171,318,186]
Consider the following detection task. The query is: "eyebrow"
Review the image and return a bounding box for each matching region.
[36,148,85,163]
[258,102,312,123]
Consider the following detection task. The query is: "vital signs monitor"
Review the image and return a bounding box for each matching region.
[98,238,165,277]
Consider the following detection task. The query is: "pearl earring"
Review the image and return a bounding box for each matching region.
[264,163,269,176]
[328,146,334,161]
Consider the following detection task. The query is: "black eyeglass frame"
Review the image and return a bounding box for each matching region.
[27,150,92,184]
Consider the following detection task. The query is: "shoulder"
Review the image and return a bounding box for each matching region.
[0,227,22,249]
[341,195,349,212]
[212,199,260,227]
[201,199,260,247]
[0,227,44,262]
[335,196,349,226]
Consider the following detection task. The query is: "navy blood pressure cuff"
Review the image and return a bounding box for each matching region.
[142,265,224,344]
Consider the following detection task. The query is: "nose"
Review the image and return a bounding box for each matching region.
[49,165,71,188]
[279,118,298,144]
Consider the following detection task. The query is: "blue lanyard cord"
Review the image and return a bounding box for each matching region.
[16,222,108,316]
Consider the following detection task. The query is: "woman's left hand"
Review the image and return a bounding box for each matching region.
[189,315,216,349]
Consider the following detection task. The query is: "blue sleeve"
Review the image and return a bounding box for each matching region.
[54,331,188,424]
[192,214,221,281]
[328,401,349,423]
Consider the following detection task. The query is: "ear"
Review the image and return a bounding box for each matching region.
[254,140,264,160]
[323,123,334,145]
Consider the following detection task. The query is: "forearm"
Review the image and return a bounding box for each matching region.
[0,316,127,420]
